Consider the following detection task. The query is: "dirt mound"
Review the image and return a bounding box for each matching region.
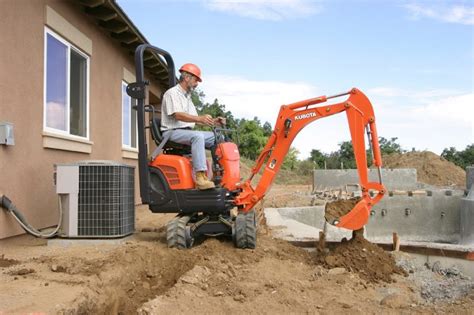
[315,231,406,283]
[382,151,466,187]
[325,198,360,223]
[0,255,19,267]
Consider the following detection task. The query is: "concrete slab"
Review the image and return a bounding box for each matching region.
[265,207,352,242]
[47,235,134,247]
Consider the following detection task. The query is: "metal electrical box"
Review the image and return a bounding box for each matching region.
[55,161,135,238]
[0,122,14,145]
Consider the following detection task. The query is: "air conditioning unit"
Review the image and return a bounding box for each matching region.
[55,161,135,238]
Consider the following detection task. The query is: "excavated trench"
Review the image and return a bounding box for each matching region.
[60,234,473,314]
[50,236,199,314]
[51,231,312,314]
[3,229,471,314]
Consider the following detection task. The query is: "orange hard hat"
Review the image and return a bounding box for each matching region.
[179,63,202,82]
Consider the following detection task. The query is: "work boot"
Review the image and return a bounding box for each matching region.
[195,171,215,190]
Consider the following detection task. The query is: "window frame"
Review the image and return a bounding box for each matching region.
[121,80,138,150]
[43,27,90,140]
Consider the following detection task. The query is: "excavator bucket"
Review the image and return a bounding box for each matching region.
[334,198,370,230]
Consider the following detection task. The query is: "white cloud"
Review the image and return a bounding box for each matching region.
[367,87,461,104]
[404,3,474,25]
[201,0,322,21]
[200,74,319,125]
[414,93,474,124]
[200,75,473,159]
[367,88,473,154]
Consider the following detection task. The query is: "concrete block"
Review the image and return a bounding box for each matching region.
[467,166,474,190]
[460,188,474,245]
[367,190,464,243]
[313,168,419,191]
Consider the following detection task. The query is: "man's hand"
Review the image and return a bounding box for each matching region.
[214,117,226,126]
[199,114,215,126]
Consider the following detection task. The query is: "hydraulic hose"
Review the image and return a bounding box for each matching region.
[0,195,62,238]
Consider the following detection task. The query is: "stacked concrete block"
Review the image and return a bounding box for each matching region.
[467,166,474,190]
[460,167,474,244]
[313,168,419,191]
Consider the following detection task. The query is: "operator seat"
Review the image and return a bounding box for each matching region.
[150,117,191,155]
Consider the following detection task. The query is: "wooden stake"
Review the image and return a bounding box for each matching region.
[392,232,400,251]
[318,231,326,251]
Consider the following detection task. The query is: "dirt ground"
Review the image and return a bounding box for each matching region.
[1,185,473,314]
[382,151,466,187]
[324,198,361,223]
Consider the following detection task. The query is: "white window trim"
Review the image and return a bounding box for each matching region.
[122,80,138,150]
[43,27,90,141]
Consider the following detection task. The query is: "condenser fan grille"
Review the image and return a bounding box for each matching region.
[77,164,135,237]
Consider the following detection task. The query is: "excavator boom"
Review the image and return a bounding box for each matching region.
[235,88,386,230]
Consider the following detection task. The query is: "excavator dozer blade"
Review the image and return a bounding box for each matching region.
[335,198,370,230]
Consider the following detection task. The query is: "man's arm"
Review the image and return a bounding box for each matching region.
[174,112,215,126]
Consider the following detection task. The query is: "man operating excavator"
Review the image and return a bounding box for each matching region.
[160,63,226,190]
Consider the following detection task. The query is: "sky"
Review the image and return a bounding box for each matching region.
[118,0,474,158]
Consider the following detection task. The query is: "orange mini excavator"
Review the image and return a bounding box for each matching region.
[127,44,386,249]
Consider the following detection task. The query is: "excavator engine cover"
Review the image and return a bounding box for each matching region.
[216,142,240,190]
[149,154,194,190]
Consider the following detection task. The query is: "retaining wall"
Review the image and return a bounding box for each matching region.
[268,189,470,245]
[367,190,465,243]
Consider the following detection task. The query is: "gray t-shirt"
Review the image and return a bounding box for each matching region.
[161,84,198,131]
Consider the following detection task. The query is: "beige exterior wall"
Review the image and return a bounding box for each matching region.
[0,1,163,239]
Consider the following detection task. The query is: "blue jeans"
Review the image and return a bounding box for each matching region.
[163,129,215,172]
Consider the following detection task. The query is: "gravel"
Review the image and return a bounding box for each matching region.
[392,252,474,303]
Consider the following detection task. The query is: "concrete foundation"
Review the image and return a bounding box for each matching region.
[467,166,474,190]
[368,190,465,243]
[47,235,134,247]
[265,190,468,245]
[460,179,474,245]
[313,168,419,191]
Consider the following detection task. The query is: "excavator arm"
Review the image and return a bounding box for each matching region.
[234,88,386,230]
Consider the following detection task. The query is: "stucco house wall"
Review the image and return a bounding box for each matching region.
[0,0,163,239]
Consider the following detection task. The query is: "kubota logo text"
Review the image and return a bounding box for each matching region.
[295,112,316,120]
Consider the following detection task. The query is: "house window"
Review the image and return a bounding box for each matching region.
[44,28,89,138]
[122,81,137,148]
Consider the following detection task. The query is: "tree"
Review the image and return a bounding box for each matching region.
[442,144,474,169]
[263,122,272,137]
[236,119,268,160]
[192,90,237,129]
[338,141,357,169]
[282,147,299,170]
[309,149,326,169]
[458,144,474,168]
[379,137,403,155]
